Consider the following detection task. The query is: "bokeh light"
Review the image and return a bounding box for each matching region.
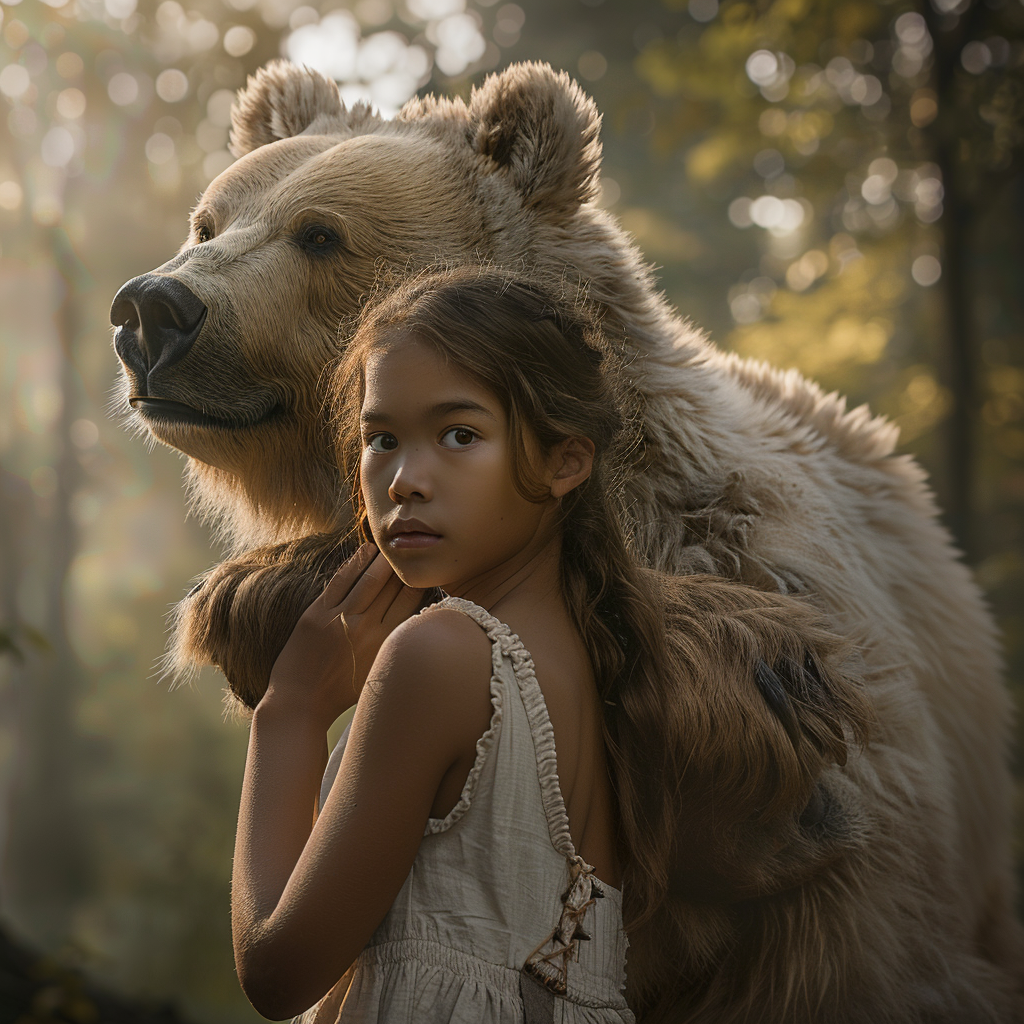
[0,63,29,98]
[39,124,74,166]
[155,67,188,102]
[107,71,139,105]
[55,87,85,118]
[223,25,256,57]
[688,0,718,23]
[912,254,942,286]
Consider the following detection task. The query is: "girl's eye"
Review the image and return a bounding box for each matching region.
[367,433,398,453]
[439,427,478,448]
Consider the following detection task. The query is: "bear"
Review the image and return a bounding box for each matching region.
[110,61,1024,1022]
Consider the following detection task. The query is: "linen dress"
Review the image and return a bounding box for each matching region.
[294,596,634,1024]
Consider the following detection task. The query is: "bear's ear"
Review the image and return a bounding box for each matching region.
[230,60,356,157]
[469,62,602,222]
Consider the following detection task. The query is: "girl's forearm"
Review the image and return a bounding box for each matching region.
[232,700,328,989]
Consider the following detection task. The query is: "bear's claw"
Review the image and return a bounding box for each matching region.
[754,659,802,751]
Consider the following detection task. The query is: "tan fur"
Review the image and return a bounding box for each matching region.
[115,61,1024,1021]
[166,532,359,712]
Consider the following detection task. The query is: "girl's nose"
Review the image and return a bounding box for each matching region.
[387,455,431,503]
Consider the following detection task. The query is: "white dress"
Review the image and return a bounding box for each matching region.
[295,596,634,1024]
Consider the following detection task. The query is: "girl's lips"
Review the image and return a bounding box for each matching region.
[388,532,442,549]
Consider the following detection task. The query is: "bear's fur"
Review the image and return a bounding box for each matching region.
[112,61,1024,1021]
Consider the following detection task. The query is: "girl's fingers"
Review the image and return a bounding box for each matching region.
[360,569,424,631]
[322,543,377,606]
[338,551,397,614]
[326,547,423,629]
[381,583,425,632]
[368,574,405,624]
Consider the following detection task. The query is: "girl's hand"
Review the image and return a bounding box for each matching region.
[262,544,424,725]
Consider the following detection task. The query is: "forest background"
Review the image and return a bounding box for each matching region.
[1,0,1022,1019]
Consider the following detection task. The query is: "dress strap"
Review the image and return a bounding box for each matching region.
[521,854,605,997]
[424,598,622,1017]
[428,596,577,861]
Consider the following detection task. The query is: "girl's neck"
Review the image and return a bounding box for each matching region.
[444,528,565,622]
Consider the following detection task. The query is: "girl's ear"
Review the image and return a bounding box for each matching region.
[549,437,595,499]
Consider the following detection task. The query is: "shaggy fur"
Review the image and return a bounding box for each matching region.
[173,532,876,1017]
[114,61,1024,1021]
[169,533,359,713]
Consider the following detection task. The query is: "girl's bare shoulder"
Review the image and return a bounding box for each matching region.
[366,604,493,709]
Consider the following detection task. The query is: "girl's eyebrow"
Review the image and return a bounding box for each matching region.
[360,400,497,424]
[431,400,496,419]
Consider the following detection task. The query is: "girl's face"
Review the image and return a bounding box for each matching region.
[358,334,559,594]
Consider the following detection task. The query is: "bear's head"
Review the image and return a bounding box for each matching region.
[110,61,670,550]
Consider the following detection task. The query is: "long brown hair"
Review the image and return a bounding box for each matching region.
[332,267,678,911]
[331,268,871,1015]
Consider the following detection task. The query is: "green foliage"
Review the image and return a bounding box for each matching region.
[628,0,1024,525]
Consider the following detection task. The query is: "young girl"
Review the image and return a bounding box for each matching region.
[227,267,865,1024]
[231,267,650,1023]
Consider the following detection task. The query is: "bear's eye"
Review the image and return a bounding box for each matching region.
[298,225,339,254]
[195,225,212,244]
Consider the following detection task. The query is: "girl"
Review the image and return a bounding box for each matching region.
[231,267,649,1023]
[228,267,865,1024]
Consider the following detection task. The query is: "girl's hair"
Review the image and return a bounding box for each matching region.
[331,269,871,1005]
[331,265,677,929]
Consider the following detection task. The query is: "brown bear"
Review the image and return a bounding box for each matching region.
[110,61,1024,1022]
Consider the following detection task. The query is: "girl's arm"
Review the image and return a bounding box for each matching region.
[231,560,492,1019]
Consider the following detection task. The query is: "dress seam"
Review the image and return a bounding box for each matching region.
[357,936,629,1010]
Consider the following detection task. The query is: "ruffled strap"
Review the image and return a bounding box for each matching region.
[420,597,507,835]
[429,599,617,1012]
[428,597,578,859]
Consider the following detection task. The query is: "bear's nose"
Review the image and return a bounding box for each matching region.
[110,273,207,374]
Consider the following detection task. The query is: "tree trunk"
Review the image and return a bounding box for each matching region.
[934,139,976,561]
[1,227,91,942]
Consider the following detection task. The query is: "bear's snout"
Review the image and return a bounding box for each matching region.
[111,273,207,379]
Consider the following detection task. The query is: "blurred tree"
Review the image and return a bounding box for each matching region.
[633,0,1024,560]
[2,226,94,947]
[0,0,105,946]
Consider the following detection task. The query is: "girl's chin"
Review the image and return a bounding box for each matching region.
[382,558,452,593]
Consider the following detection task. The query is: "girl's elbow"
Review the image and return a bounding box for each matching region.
[236,943,349,1020]
[238,964,312,1021]
[234,938,303,1019]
